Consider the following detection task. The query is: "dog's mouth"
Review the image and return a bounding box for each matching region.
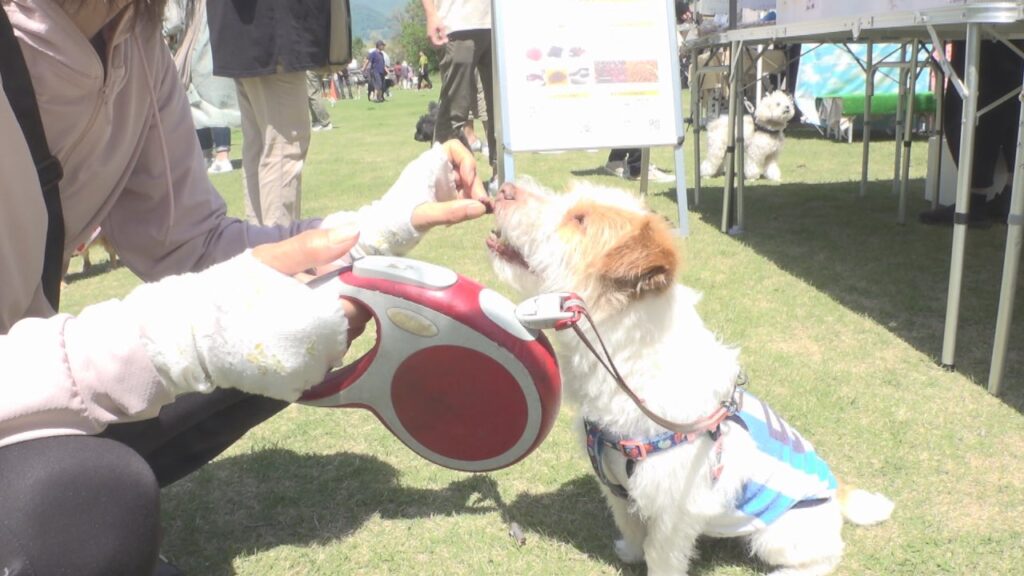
[486,229,530,269]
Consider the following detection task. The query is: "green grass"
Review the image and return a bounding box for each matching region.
[63,87,1024,575]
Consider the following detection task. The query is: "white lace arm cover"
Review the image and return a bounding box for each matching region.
[122,251,348,402]
[320,142,458,257]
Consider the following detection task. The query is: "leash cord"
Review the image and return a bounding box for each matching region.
[569,308,731,435]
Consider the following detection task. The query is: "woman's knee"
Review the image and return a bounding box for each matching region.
[0,435,161,575]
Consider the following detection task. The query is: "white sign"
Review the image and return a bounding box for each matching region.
[494,0,683,152]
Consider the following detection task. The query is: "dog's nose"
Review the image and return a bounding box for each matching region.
[497,182,518,202]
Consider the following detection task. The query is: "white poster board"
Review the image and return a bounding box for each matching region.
[494,0,684,153]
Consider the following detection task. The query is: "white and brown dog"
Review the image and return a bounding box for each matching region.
[486,179,893,576]
[701,91,795,182]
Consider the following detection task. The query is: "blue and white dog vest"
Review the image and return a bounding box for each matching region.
[704,391,837,536]
[585,390,837,537]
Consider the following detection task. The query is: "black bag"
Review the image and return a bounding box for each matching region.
[0,7,65,310]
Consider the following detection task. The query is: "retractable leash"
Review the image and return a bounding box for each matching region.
[301,256,561,473]
[515,293,744,436]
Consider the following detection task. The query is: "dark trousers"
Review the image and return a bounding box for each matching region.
[608,148,643,177]
[306,71,332,127]
[943,40,1023,190]
[196,126,231,153]
[0,389,286,575]
[434,29,496,172]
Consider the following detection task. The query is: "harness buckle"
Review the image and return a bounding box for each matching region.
[618,439,649,461]
[722,371,748,416]
[515,292,586,330]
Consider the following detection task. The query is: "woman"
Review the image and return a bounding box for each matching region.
[0,1,488,574]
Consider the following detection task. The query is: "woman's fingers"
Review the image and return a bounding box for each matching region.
[442,139,488,200]
[410,199,488,232]
[252,227,360,276]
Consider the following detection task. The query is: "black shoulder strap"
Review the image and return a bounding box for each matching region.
[0,6,65,311]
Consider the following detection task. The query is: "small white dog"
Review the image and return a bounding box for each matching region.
[487,179,893,576]
[701,91,795,182]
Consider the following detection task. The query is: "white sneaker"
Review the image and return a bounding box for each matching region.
[602,160,627,178]
[208,159,234,174]
[643,164,676,183]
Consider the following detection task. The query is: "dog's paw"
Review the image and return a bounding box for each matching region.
[614,538,645,564]
[764,164,782,182]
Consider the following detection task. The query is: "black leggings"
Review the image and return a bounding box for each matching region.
[0,389,286,575]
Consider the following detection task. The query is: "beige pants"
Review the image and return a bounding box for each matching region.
[235,71,310,227]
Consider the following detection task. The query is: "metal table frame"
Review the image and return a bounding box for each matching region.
[688,2,1024,394]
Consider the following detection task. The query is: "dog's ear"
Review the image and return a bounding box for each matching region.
[598,215,678,297]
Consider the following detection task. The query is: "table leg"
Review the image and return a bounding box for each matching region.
[941,23,982,369]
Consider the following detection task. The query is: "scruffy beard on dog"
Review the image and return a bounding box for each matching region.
[486,179,893,576]
[701,90,795,182]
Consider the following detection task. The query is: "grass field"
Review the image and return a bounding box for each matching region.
[62,87,1024,575]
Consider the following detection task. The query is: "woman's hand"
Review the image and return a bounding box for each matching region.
[253,228,372,342]
[409,139,492,232]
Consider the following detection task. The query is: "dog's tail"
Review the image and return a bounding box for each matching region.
[836,482,894,526]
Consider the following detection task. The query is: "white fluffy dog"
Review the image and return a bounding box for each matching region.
[701,91,795,182]
[486,179,893,576]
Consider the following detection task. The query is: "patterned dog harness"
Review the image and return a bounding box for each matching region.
[584,418,720,499]
[584,390,837,536]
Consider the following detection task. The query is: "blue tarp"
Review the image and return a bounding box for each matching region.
[795,43,933,126]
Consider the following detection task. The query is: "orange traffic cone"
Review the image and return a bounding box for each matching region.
[329,78,339,102]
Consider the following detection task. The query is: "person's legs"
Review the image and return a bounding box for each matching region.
[100,388,288,487]
[195,127,214,155]
[237,71,310,227]
[608,149,629,163]
[623,148,643,178]
[211,126,231,155]
[434,34,481,147]
[196,127,214,168]
[605,148,632,177]
[306,71,332,128]
[472,34,497,175]
[922,40,1021,224]
[208,127,233,173]
[0,435,161,575]
[235,78,265,224]
[372,71,385,102]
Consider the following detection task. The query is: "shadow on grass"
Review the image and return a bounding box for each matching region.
[162,450,767,575]
[161,450,502,574]
[62,259,120,284]
[675,177,1024,410]
[498,475,768,575]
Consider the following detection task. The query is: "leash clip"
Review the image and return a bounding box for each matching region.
[515,292,586,330]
